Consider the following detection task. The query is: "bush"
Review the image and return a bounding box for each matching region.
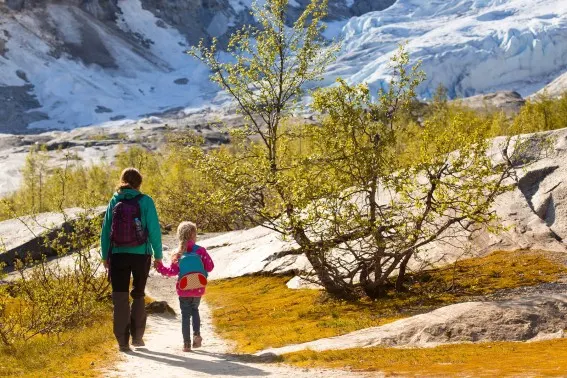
[0,209,109,346]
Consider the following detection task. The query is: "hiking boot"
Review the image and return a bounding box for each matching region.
[119,344,131,352]
[183,342,191,352]
[192,335,203,348]
[131,339,145,347]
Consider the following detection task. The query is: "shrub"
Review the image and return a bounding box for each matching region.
[0,209,110,346]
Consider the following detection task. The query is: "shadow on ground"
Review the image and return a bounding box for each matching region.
[130,348,274,376]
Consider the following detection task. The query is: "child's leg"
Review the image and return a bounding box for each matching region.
[179,297,192,344]
[190,297,202,336]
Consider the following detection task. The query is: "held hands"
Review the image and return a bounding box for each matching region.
[153,259,162,270]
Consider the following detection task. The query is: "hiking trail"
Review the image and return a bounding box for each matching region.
[104,271,376,378]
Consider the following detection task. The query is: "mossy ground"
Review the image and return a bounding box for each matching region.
[0,314,115,378]
[205,250,566,354]
[283,339,567,376]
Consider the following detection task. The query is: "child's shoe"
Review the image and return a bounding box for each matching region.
[183,341,191,352]
[193,335,203,348]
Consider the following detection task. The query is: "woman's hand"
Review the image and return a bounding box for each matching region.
[153,259,162,269]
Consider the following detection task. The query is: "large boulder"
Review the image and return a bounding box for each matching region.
[199,226,309,280]
[452,91,526,115]
[0,207,105,268]
[260,294,567,355]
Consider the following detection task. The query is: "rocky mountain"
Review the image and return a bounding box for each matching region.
[534,70,567,98]
[0,0,395,133]
[1,0,566,133]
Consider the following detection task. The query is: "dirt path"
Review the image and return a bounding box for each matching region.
[104,271,378,378]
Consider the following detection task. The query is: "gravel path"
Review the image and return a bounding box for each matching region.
[104,270,377,378]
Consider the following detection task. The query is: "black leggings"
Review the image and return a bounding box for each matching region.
[110,253,151,297]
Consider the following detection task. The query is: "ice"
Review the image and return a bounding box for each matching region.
[326,0,567,99]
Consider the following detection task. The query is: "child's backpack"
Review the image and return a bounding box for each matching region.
[110,194,148,247]
[177,244,208,291]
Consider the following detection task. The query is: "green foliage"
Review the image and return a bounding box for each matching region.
[192,39,525,299]
[513,91,567,134]
[0,140,246,231]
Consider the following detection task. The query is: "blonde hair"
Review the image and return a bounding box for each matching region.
[172,221,197,262]
[117,168,143,191]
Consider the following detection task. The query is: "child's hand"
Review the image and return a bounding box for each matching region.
[171,253,182,264]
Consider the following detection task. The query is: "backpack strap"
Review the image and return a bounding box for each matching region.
[186,244,200,255]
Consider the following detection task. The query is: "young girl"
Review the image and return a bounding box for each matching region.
[156,221,214,352]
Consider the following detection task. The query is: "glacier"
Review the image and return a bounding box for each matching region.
[327,0,567,99]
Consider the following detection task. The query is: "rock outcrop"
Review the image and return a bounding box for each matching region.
[197,127,567,286]
[533,70,567,98]
[452,91,526,115]
[260,294,567,354]
[0,207,105,267]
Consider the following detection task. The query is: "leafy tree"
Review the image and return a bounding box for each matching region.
[309,57,519,297]
[192,6,529,299]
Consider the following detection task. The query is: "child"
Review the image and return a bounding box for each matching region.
[156,221,214,352]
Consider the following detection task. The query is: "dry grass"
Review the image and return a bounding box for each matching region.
[412,249,566,297]
[0,313,116,378]
[205,250,566,354]
[206,275,403,353]
[283,339,567,376]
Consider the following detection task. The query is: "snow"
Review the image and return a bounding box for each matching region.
[0,1,217,130]
[322,20,348,40]
[326,0,567,98]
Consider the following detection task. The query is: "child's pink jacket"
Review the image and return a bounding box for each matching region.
[156,241,214,297]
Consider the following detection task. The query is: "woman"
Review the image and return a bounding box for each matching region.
[100,167,163,352]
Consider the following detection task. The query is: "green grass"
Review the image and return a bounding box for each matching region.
[283,339,567,376]
[205,250,566,354]
[0,314,116,377]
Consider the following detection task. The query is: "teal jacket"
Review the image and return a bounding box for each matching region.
[100,189,163,260]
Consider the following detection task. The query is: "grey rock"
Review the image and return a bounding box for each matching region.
[452,91,526,115]
[5,0,25,11]
[15,70,29,83]
[0,207,106,268]
[146,300,176,315]
[533,70,567,98]
[174,78,189,85]
[95,105,113,114]
[261,294,567,354]
[0,85,48,133]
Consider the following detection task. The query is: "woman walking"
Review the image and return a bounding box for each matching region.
[100,168,163,352]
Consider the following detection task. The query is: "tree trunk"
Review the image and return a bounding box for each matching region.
[395,252,414,293]
[304,249,357,300]
[360,264,388,299]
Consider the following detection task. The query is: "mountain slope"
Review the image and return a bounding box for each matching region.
[1,0,567,132]
[0,1,216,132]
